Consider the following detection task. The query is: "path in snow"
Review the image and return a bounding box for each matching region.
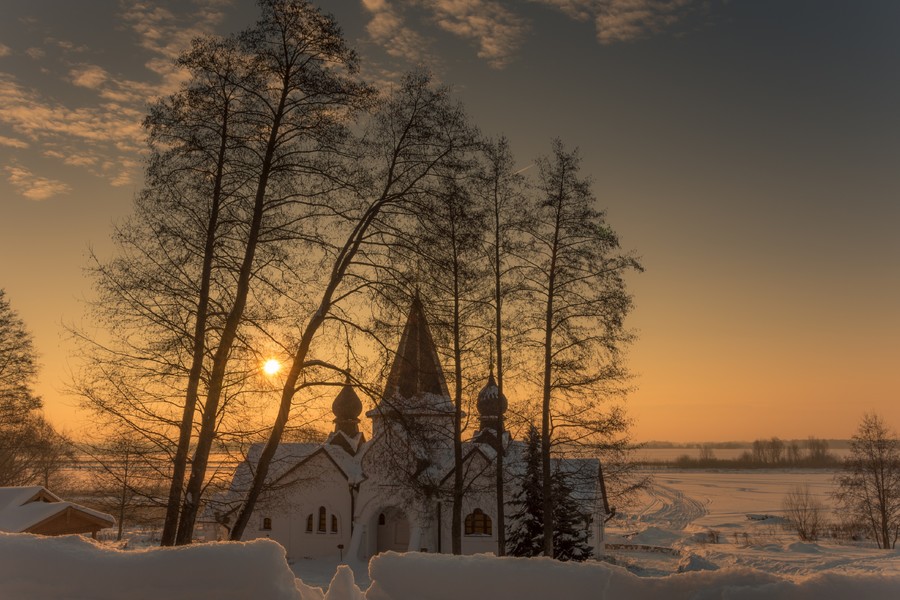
[635,480,707,530]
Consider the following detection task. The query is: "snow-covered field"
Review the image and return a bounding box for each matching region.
[606,469,900,581]
[2,470,898,599]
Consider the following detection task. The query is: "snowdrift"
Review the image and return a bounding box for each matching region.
[367,552,900,600]
[2,533,899,599]
[0,532,312,600]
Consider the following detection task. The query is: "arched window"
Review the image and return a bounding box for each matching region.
[331,514,338,533]
[318,506,327,532]
[261,517,272,530]
[378,513,386,525]
[464,508,492,536]
[306,514,313,533]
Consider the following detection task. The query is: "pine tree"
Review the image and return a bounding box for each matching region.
[506,425,544,557]
[506,425,593,561]
[551,468,593,561]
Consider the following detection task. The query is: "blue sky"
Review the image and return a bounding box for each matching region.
[1,0,898,441]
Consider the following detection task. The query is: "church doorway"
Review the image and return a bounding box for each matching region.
[376,507,410,553]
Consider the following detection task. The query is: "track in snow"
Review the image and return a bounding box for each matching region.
[635,480,708,530]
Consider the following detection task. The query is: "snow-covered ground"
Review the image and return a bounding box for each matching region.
[2,469,898,598]
[606,469,899,580]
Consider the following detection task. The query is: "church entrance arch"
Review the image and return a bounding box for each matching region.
[376,506,410,553]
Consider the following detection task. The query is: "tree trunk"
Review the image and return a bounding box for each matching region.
[230,181,393,541]
[175,86,287,545]
[540,177,564,558]
[492,169,506,557]
[160,100,230,547]
[451,253,464,555]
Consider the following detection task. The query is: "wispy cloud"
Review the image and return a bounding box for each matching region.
[362,0,434,64]
[361,0,526,69]
[429,0,527,68]
[0,0,231,196]
[0,44,11,58]
[534,0,699,44]
[0,135,29,149]
[4,164,71,201]
[363,0,698,70]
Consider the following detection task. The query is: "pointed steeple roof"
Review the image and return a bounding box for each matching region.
[380,294,451,409]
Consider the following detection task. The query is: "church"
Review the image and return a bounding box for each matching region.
[210,297,611,561]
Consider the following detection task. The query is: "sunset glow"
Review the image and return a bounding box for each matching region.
[262,359,281,376]
[1,2,898,443]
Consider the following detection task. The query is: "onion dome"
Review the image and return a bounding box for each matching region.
[476,371,507,417]
[332,382,362,437]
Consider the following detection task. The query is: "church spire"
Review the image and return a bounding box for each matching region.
[381,294,450,404]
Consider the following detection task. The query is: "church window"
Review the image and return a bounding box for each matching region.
[331,514,338,533]
[318,506,327,532]
[378,513,386,525]
[464,508,492,536]
[261,517,272,530]
[306,514,313,533]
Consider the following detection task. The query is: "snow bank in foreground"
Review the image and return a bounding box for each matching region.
[3,533,898,599]
[366,552,900,600]
[0,532,312,600]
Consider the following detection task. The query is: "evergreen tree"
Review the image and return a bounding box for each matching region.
[506,425,592,561]
[506,426,545,557]
[551,468,593,561]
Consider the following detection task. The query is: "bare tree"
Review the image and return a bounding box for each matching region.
[228,70,477,540]
[81,432,163,541]
[416,175,488,554]
[834,414,900,549]
[1,412,72,489]
[175,0,372,545]
[475,136,526,555]
[521,140,641,556]
[698,444,715,463]
[782,484,825,541]
[146,34,252,547]
[0,290,72,489]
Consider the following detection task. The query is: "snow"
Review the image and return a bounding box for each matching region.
[2,530,900,599]
[0,533,310,600]
[0,486,114,532]
[3,469,900,598]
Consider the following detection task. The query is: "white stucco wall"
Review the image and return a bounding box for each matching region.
[240,451,352,561]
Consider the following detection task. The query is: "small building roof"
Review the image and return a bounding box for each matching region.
[0,486,114,534]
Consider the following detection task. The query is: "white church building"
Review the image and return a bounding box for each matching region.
[211,298,611,561]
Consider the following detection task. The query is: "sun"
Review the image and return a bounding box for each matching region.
[262,358,281,376]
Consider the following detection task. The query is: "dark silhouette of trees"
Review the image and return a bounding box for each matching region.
[835,414,900,549]
[0,289,41,423]
[228,71,477,540]
[506,425,592,561]
[74,0,374,546]
[82,431,163,541]
[175,0,372,546]
[1,290,72,488]
[476,136,526,556]
[522,140,640,556]
[782,484,825,542]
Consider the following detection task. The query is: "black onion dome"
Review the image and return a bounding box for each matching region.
[476,372,507,416]
[332,383,363,420]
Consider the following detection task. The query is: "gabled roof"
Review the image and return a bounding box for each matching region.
[0,486,114,533]
[373,296,453,415]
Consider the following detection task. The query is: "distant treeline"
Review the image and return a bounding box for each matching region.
[640,438,851,450]
[640,437,842,469]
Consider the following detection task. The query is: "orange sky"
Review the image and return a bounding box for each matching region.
[1,1,899,443]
